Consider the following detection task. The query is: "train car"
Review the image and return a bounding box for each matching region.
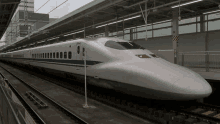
[0,37,212,100]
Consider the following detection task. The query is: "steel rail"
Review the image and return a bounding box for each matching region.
[0,65,89,124]
[0,72,45,124]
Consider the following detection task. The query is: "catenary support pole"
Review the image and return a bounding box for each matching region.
[83,51,89,108]
[145,1,148,41]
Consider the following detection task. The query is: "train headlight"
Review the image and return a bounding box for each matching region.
[136,54,150,58]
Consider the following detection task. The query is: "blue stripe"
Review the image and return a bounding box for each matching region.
[0,57,102,66]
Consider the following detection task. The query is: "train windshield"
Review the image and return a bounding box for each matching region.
[105,40,145,50]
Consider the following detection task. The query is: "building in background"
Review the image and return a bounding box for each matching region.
[5,0,49,45]
[49,18,58,23]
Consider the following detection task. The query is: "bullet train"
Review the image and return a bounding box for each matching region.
[0,37,212,100]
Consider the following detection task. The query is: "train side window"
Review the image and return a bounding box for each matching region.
[64,52,67,59]
[53,52,55,58]
[47,53,49,58]
[68,51,72,59]
[77,46,80,54]
[60,52,63,58]
[43,53,44,58]
[56,52,59,58]
[50,53,52,58]
[44,53,46,58]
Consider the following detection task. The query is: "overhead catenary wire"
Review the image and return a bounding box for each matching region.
[35,0,50,12]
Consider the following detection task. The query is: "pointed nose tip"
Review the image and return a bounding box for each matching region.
[173,76,212,98]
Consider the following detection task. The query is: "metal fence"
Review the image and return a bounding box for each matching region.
[178,51,220,72]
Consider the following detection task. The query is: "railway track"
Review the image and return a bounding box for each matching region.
[0,65,89,124]
[0,73,46,124]
[2,62,220,124]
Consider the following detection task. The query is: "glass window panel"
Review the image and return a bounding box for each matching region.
[197,23,200,32]
[68,52,72,59]
[153,22,171,29]
[60,52,63,58]
[64,52,67,59]
[56,52,59,58]
[154,28,171,37]
[138,31,152,39]
[208,20,220,31]
[179,24,196,34]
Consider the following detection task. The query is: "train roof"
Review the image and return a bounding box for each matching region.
[1,37,132,54]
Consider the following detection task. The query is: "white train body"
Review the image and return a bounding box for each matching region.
[0,37,212,100]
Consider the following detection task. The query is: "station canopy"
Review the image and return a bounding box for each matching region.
[1,0,220,52]
[0,0,20,41]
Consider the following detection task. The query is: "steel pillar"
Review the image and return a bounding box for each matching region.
[130,29,133,41]
[152,23,154,37]
[200,15,205,32]
[145,1,148,41]
[172,8,179,64]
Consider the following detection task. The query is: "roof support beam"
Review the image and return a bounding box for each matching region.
[155,0,195,13]
[0,10,12,15]
[98,11,117,16]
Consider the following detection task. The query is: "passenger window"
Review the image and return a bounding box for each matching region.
[60,52,63,58]
[53,52,55,58]
[50,53,52,58]
[64,52,67,59]
[44,53,46,58]
[47,53,49,58]
[77,46,80,54]
[68,51,72,59]
[43,53,44,58]
[56,52,59,58]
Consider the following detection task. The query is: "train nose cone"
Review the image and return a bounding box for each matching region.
[173,75,212,99]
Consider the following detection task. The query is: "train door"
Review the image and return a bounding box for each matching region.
[76,43,83,60]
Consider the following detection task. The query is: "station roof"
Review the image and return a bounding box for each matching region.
[1,0,220,52]
[0,0,20,40]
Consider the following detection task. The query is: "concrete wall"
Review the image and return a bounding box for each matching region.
[208,30,220,51]
[133,30,220,52]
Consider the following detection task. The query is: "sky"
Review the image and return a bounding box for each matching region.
[0,0,94,45]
